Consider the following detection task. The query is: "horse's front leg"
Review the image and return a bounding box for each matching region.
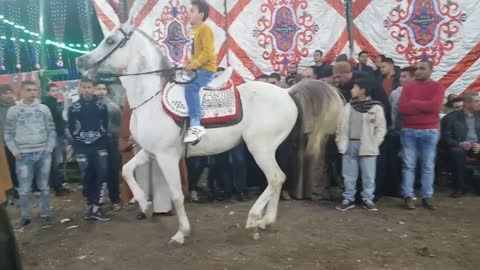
[122,149,153,217]
[155,154,190,245]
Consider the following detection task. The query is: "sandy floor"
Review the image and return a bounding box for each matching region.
[7,189,480,270]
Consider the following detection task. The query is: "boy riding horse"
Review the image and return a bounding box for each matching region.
[183,0,217,143]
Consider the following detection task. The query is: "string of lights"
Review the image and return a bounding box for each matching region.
[0,14,95,54]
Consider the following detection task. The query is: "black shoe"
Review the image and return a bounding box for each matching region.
[363,200,379,212]
[336,200,355,211]
[422,198,437,210]
[404,197,416,210]
[450,190,464,198]
[40,216,53,229]
[14,218,31,231]
[237,192,248,202]
[91,208,111,222]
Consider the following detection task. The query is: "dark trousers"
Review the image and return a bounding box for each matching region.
[186,157,208,192]
[374,139,387,198]
[49,144,64,192]
[105,136,121,203]
[225,144,247,194]
[0,204,22,270]
[75,146,108,206]
[384,132,402,197]
[447,146,478,191]
[5,146,18,199]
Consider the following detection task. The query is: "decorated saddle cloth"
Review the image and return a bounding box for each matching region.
[162,67,243,128]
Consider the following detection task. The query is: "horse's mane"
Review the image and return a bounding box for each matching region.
[136,30,171,76]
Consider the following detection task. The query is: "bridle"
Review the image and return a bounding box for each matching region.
[86,26,197,111]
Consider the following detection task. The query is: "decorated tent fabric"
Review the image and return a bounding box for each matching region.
[92,0,479,95]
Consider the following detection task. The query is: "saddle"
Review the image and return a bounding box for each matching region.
[162,67,243,128]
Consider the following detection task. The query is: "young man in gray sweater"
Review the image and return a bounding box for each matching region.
[4,81,56,230]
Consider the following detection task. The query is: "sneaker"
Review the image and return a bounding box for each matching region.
[422,198,437,210]
[404,197,416,210]
[90,208,111,222]
[281,190,292,201]
[40,216,53,229]
[84,206,94,220]
[189,190,200,202]
[363,200,378,212]
[14,218,31,231]
[336,200,355,211]
[183,126,206,143]
[111,203,122,212]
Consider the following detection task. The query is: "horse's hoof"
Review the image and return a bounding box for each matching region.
[169,234,185,246]
[143,201,153,218]
[252,232,260,240]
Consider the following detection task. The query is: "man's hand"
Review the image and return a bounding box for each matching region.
[14,153,21,160]
[459,142,472,151]
[128,136,136,147]
[473,143,480,153]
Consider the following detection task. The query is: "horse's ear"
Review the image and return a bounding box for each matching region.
[124,0,150,30]
[92,0,121,36]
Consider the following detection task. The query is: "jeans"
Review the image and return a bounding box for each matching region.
[186,157,208,192]
[342,140,377,202]
[49,136,65,191]
[400,128,439,199]
[75,147,108,206]
[16,151,52,219]
[105,136,121,203]
[224,143,247,194]
[185,69,214,124]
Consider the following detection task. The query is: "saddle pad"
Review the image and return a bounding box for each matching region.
[162,80,242,126]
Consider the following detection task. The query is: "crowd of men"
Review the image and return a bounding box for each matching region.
[0,50,479,233]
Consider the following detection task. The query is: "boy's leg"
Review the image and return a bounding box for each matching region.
[360,156,377,202]
[34,151,52,218]
[184,69,214,142]
[107,136,121,204]
[93,149,109,207]
[75,150,93,206]
[15,153,34,220]
[341,141,360,202]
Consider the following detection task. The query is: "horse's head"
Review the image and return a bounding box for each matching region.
[76,0,165,78]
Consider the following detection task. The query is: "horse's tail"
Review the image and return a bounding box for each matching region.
[289,79,345,157]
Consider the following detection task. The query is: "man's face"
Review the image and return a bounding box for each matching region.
[399,71,414,86]
[466,96,480,111]
[333,72,351,86]
[358,53,369,64]
[415,62,433,80]
[288,64,298,75]
[80,82,95,99]
[314,51,322,63]
[453,101,464,111]
[21,84,38,102]
[375,56,383,67]
[301,68,315,79]
[380,62,392,75]
[0,90,15,104]
[47,86,59,98]
[268,77,280,85]
[189,5,203,25]
[95,84,108,98]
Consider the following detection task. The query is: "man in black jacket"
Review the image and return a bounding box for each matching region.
[353,51,375,76]
[442,92,480,198]
[42,83,66,196]
[69,78,110,221]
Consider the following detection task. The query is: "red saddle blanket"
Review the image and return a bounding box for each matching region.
[162,80,243,127]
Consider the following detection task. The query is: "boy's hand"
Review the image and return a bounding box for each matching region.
[184,64,194,72]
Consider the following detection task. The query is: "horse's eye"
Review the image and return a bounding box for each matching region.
[106,38,115,45]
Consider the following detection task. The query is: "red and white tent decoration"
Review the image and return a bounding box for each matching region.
[92,0,479,94]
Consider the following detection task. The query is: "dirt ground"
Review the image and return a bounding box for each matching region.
[7,188,480,270]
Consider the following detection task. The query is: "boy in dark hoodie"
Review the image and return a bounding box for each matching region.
[68,78,110,221]
[42,83,66,196]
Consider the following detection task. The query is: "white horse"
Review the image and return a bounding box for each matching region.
[76,0,343,245]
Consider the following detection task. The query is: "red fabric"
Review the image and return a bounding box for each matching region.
[163,83,241,125]
[398,80,445,129]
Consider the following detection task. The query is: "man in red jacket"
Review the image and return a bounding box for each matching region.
[398,60,445,210]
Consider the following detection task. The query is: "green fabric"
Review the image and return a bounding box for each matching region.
[0,205,22,270]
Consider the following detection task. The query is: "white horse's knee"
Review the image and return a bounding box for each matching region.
[270,172,286,191]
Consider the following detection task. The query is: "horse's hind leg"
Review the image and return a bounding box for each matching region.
[246,147,285,229]
[122,149,153,216]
